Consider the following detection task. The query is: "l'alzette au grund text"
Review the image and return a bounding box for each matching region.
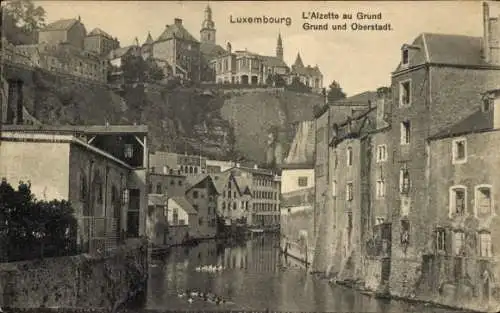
[302,11,393,31]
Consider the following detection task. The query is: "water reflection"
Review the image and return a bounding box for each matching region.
[146,235,461,312]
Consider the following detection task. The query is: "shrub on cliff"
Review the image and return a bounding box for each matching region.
[0,178,78,262]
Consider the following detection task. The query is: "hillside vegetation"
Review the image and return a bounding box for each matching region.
[17,68,320,162]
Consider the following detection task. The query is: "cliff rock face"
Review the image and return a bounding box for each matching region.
[14,68,320,163]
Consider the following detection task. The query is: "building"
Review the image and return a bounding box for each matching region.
[38,17,87,50]
[148,171,186,196]
[228,166,280,228]
[184,174,219,238]
[166,196,199,244]
[0,124,149,253]
[288,53,323,92]
[206,159,237,173]
[149,151,207,176]
[212,171,251,225]
[151,18,201,81]
[84,27,120,56]
[388,1,500,300]
[199,5,227,82]
[422,88,500,310]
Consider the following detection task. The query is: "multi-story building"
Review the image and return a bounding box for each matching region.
[0,124,149,253]
[206,159,237,173]
[388,2,500,299]
[228,166,280,228]
[212,171,251,225]
[38,17,87,50]
[148,170,186,197]
[151,18,201,81]
[288,53,323,92]
[185,174,219,238]
[423,88,500,310]
[84,28,120,56]
[149,151,207,176]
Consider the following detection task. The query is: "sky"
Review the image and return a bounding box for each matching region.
[34,1,499,96]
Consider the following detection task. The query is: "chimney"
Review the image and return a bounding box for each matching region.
[483,2,490,62]
[174,18,182,25]
[489,15,500,65]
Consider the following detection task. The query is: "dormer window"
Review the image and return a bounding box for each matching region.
[402,48,409,65]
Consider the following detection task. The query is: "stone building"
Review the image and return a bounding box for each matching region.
[0,124,149,253]
[151,18,201,81]
[212,171,251,225]
[420,88,500,310]
[288,53,323,92]
[148,170,186,197]
[149,151,208,176]
[84,28,120,56]
[38,17,87,50]
[184,174,219,239]
[388,1,500,301]
[229,166,281,228]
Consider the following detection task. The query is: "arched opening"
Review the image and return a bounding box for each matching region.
[241,75,249,85]
[483,271,491,302]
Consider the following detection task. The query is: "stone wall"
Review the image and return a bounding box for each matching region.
[0,238,148,310]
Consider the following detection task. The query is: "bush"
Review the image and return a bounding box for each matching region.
[0,178,78,262]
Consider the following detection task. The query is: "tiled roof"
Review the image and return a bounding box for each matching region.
[42,19,78,31]
[429,109,494,140]
[185,174,219,194]
[171,196,198,215]
[395,33,491,72]
[156,23,199,43]
[293,53,304,68]
[332,91,377,106]
[234,175,252,193]
[88,28,113,39]
[200,42,226,58]
[260,55,288,68]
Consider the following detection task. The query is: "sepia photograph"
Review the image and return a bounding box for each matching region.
[0,0,499,312]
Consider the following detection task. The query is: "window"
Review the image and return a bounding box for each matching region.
[376,180,385,199]
[475,185,493,216]
[199,217,203,226]
[346,183,353,201]
[399,80,411,106]
[375,217,385,225]
[376,145,387,162]
[124,144,133,158]
[436,228,446,253]
[156,183,162,194]
[483,97,492,112]
[454,231,465,255]
[399,167,410,194]
[332,180,337,197]
[178,180,182,186]
[449,186,467,217]
[173,208,179,225]
[400,121,410,145]
[222,202,226,211]
[193,190,199,199]
[479,232,492,257]
[298,176,308,187]
[80,173,87,200]
[170,180,175,185]
[347,147,353,166]
[452,138,467,164]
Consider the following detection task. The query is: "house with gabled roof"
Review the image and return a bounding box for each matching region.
[38,17,87,50]
[84,27,120,56]
[211,171,251,225]
[184,174,219,238]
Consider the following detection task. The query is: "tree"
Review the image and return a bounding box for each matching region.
[286,76,311,93]
[327,81,347,103]
[121,54,148,83]
[3,0,46,32]
[0,178,77,261]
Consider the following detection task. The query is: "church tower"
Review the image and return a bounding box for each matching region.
[276,33,283,60]
[200,4,216,44]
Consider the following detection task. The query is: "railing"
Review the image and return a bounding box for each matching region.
[79,216,119,254]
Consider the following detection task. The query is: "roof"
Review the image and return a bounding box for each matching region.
[1,131,132,170]
[171,196,198,215]
[210,171,231,194]
[41,19,79,31]
[144,32,154,45]
[394,33,493,72]
[291,64,322,77]
[429,109,494,140]
[227,166,275,176]
[1,124,148,135]
[156,23,199,43]
[108,45,137,60]
[234,175,252,193]
[88,28,113,39]
[260,55,288,68]
[200,42,226,59]
[185,174,218,193]
[332,91,377,106]
[293,53,304,68]
[329,107,377,146]
[148,194,167,206]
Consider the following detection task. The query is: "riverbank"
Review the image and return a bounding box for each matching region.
[0,238,148,310]
[315,274,491,313]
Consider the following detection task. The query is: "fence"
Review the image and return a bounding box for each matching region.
[79,216,119,254]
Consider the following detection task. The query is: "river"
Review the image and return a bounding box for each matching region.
[143,234,462,312]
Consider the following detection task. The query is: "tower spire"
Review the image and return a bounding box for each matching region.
[201,3,216,44]
[276,32,283,60]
